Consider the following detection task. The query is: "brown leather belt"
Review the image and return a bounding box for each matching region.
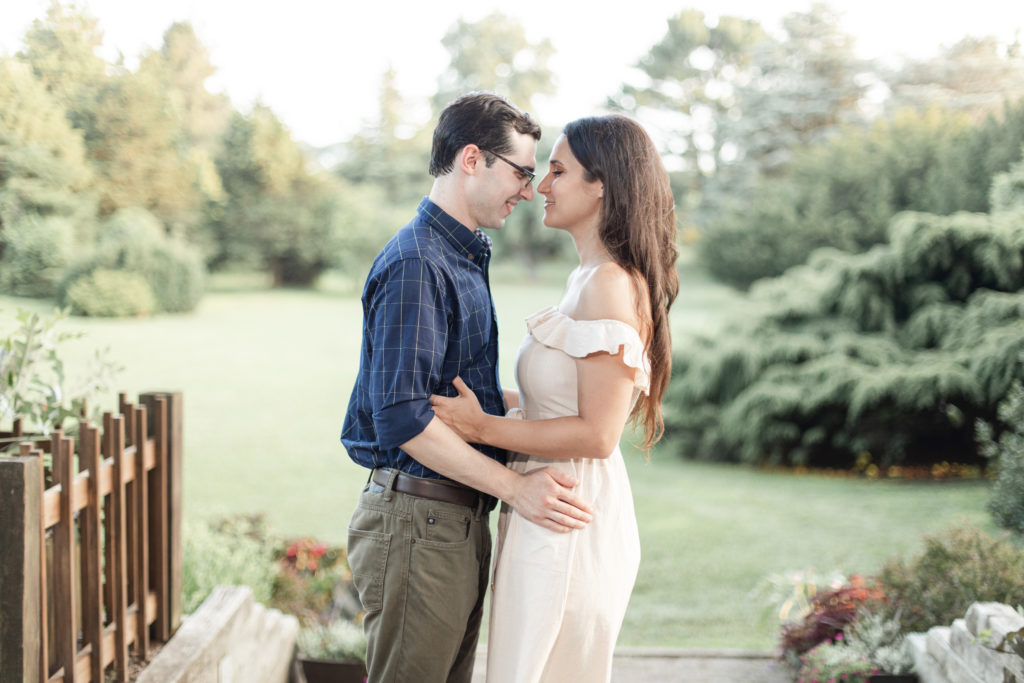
[371,468,481,508]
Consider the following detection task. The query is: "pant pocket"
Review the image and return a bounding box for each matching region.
[347,524,391,613]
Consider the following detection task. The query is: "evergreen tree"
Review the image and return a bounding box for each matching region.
[666,167,1024,469]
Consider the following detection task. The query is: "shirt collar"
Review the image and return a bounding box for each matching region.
[416,197,491,261]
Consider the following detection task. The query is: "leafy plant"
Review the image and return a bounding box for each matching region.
[779,575,886,660]
[181,515,278,615]
[878,524,1024,633]
[0,308,119,436]
[796,639,876,683]
[978,380,1024,536]
[296,619,366,662]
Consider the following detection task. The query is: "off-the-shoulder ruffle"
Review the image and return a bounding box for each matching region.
[525,305,651,393]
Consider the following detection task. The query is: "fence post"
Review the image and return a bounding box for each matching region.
[141,391,182,634]
[0,450,42,683]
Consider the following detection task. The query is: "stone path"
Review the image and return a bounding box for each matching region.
[471,647,794,683]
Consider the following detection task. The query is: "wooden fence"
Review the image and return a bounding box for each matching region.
[0,392,183,683]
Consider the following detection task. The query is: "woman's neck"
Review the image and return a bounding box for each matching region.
[570,222,612,268]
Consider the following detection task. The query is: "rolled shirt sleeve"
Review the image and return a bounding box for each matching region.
[367,257,449,449]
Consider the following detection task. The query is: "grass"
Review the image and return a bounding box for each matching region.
[0,260,995,649]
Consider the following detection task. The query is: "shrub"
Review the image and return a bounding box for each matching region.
[665,209,1024,469]
[0,215,75,298]
[877,525,1024,633]
[978,380,1024,536]
[182,515,277,615]
[296,619,366,662]
[58,208,204,315]
[64,269,156,317]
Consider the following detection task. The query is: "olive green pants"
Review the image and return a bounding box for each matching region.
[347,471,491,683]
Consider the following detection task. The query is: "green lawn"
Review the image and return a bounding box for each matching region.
[0,261,994,649]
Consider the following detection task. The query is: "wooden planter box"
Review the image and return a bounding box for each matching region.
[869,675,918,682]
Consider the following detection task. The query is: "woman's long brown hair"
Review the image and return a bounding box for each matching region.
[563,114,679,451]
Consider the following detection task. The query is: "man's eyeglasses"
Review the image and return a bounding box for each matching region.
[481,148,536,189]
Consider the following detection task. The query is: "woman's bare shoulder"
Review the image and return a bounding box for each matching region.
[575,262,643,328]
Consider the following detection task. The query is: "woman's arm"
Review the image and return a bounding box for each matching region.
[433,353,635,460]
[431,263,646,460]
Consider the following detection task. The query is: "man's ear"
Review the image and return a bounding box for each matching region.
[459,144,483,176]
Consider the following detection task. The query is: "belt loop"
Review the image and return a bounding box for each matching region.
[473,494,486,520]
[382,468,399,502]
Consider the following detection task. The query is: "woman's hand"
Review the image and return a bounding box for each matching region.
[429,376,486,443]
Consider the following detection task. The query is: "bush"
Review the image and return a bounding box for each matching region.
[182,516,277,615]
[978,380,1024,536]
[877,525,1024,633]
[0,215,75,297]
[58,208,205,315]
[64,269,156,317]
[666,209,1024,469]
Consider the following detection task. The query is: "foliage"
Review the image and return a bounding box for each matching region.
[433,12,555,116]
[58,207,205,315]
[0,216,76,298]
[296,619,366,662]
[755,567,847,629]
[0,57,97,297]
[796,641,876,683]
[779,575,886,658]
[181,515,277,615]
[795,609,915,683]
[877,525,1024,634]
[212,105,351,285]
[697,102,1024,288]
[269,537,357,624]
[666,205,1024,468]
[270,536,366,663]
[64,269,156,317]
[977,381,1024,535]
[886,36,1024,124]
[0,308,119,435]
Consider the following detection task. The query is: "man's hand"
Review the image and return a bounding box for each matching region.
[507,466,593,533]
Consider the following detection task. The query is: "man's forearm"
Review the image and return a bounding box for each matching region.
[399,416,518,501]
[399,416,592,532]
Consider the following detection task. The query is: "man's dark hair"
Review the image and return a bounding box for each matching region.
[429,92,541,177]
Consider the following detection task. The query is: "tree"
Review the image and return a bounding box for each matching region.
[336,65,429,208]
[214,104,350,286]
[433,12,555,115]
[612,4,872,223]
[136,21,231,250]
[0,57,96,296]
[18,0,108,134]
[886,35,1024,124]
[609,8,767,208]
[85,66,202,221]
[665,183,1024,469]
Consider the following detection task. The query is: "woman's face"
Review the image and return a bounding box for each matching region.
[536,134,603,231]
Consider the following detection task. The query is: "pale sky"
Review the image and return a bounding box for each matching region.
[1,0,1021,147]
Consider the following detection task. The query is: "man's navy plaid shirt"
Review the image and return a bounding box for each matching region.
[340,197,507,479]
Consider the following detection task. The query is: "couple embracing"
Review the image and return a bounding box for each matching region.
[340,92,679,683]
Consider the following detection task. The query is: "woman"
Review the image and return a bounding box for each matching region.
[429,114,679,683]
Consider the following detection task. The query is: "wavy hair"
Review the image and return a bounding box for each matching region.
[563,114,679,450]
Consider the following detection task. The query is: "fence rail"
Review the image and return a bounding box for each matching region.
[0,391,183,683]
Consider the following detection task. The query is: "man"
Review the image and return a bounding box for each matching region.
[340,92,593,683]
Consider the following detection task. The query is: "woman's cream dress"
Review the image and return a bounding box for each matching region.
[486,306,647,683]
